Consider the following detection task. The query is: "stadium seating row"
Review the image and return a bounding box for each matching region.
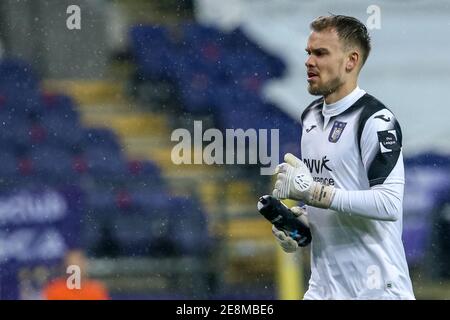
[0,58,210,258]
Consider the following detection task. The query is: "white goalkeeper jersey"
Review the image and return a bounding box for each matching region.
[300,86,415,300]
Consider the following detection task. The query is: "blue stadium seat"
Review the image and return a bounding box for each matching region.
[0,149,18,183]
[0,58,39,91]
[43,93,80,122]
[0,88,44,118]
[92,192,209,257]
[267,106,301,158]
[130,187,171,212]
[127,160,165,189]
[129,22,285,117]
[83,127,122,153]
[128,159,161,177]
[30,146,77,184]
[181,22,225,45]
[168,196,210,256]
[111,207,175,257]
[403,153,450,265]
[81,186,120,256]
[0,112,29,146]
[178,72,215,114]
[84,145,127,182]
[85,187,117,213]
[40,113,84,150]
[129,25,175,81]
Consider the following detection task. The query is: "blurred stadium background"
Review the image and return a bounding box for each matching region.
[0,0,449,300]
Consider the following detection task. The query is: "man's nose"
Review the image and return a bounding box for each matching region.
[305,55,315,68]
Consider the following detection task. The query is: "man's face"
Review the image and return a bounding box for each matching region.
[305,28,348,97]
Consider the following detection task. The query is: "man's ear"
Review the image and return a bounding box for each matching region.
[346,51,360,72]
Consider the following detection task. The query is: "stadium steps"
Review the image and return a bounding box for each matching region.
[81,112,169,137]
[225,181,258,216]
[43,80,127,106]
[414,281,450,299]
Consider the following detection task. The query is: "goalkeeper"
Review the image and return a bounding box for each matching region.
[271,15,415,299]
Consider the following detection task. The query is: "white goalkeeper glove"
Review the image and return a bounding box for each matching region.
[272,206,309,253]
[273,153,335,209]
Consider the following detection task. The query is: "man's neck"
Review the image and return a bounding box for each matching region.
[324,81,358,104]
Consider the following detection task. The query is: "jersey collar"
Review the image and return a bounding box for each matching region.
[321,86,366,128]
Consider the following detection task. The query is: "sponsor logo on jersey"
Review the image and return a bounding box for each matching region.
[377,129,400,153]
[374,114,391,122]
[305,125,317,133]
[328,121,347,143]
[303,156,332,174]
[313,176,335,186]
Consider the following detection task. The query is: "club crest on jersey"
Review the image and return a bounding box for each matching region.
[328,121,347,143]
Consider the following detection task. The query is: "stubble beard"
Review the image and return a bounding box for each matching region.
[308,76,344,97]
